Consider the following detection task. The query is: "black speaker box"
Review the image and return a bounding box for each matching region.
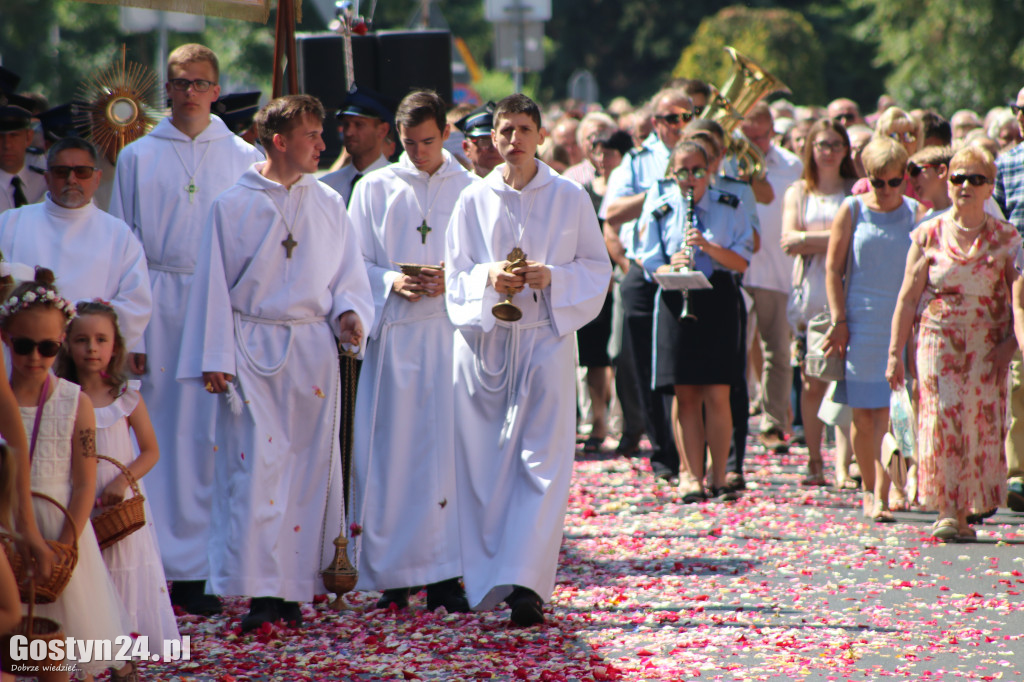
[296,33,377,111]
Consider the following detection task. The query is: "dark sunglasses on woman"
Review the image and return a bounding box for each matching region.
[907,162,939,177]
[10,337,61,357]
[949,173,991,187]
[869,176,904,188]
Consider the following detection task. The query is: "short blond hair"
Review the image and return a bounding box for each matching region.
[950,144,997,180]
[167,43,219,81]
[861,137,908,178]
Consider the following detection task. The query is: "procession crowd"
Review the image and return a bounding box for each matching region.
[0,39,1022,681]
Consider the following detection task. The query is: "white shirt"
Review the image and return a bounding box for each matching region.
[743,144,804,292]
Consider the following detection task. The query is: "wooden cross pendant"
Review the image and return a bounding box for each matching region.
[416,219,432,245]
[186,179,197,204]
[281,232,298,258]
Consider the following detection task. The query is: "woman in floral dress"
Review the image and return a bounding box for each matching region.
[887,145,1021,541]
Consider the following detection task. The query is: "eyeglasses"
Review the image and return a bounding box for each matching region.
[834,113,857,122]
[47,165,97,180]
[813,140,845,152]
[889,131,917,144]
[673,167,707,181]
[656,112,694,126]
[907,162,938,178]
[1009,103,1023,116]
[949,173,992,186]
[868,176,904,189]
[468,136,495,150]
[168,78,216,92]
[10,337,61,357]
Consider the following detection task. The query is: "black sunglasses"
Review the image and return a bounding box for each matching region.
[10,337,61,357]
[907,162,938,178]
[950,173,992,187]
[656,112,694,126]
[1009,103,1023,116]
[869,176,904,188]
[47,165,97,180]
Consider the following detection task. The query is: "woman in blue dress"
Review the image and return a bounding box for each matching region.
[823,137,928,521]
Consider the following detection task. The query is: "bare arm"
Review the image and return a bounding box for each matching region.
[603,222,630,273]
[780,182,831,256]
[99,395,160,506]
[65,393,97,545]
[822,201,853,358]
[885,242,929,388]
[1014,276,1024,353]
[604,194,646,226]
[750,176,774,205]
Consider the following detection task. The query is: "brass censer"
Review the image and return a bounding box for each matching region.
[321,535,358,611]
[491,247,528,322]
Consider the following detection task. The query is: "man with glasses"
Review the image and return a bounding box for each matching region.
[321,85,394,206]
[994,85,1024,514]
[827,98,864,128]
[602,86,693,481]
[455,101,502,178]
[0,136,151,347]
[0,103,45,214]
[110,43,263,617]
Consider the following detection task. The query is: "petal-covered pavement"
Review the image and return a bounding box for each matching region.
[141,441,1024,681]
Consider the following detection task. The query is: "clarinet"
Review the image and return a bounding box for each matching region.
[677,187,698,322]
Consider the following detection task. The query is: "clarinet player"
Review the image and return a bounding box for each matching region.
[638,139,755,503]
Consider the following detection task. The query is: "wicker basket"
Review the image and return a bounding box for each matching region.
[0,548,66,674]
[0,491,78,604]
[91,454,146,551]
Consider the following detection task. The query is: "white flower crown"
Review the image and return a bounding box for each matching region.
[0,287,77,322]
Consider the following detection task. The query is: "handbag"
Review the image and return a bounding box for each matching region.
[805,199,857,382]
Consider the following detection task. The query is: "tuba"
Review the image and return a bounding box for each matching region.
[700,46,791,179]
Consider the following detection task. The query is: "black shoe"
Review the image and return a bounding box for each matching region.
[966,507,997,524]
[615,433,643,456]
[279,600,303,627]
[170,580,223,616]
[240,597,281,633]
[426,578,471,613]
[507,586,544,627]
[650,460,677,482]
[375,588,411,610]
[724,471,747,492]
[1008,481,1024,512]
[711,486,739,502]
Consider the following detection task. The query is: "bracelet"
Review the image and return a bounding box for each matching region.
[830,319,847,328]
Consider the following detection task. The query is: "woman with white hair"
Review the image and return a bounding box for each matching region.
[887,145,1020,541]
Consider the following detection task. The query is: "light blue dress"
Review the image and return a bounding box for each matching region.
[835,195,919,408]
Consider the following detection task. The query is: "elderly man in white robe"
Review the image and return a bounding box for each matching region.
[0,137,151,347]
[445,94,611,626]
[348,90,475,612]
[178,94,373,633]
[109,43,263,616]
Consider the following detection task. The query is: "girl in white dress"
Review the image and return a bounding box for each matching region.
[57,301,179,652]
[0,270,132,681]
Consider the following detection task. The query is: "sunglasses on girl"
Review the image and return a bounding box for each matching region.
[656,112,694,126]
[10,337,61,357]
[673,167,707,181]
[813,140,845,152]
[47,165,98,180]
[949,173,992,186]
[869,176,904,188]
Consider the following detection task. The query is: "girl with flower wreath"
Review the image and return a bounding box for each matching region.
[1,269,132,682]
[56,299,179,661]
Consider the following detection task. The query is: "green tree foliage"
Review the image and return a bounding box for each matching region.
[848,0,1024,114]
[674,6,825,106]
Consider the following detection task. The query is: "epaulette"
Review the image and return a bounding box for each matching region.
[721,174,749,185]
[716,191,740,208]
[628,146,652,159]
[655,177,676,193]
[652,202,673,220]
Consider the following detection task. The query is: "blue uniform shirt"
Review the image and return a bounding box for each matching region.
[639,180,755,278]
[599,132,671,259]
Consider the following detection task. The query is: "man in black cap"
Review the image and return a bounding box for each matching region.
[455,101,501,178]
[321,85,394,206]
[0,104,46,214]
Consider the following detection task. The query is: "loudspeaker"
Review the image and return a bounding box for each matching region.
[374,30,453,106]
[295,33,377,111]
